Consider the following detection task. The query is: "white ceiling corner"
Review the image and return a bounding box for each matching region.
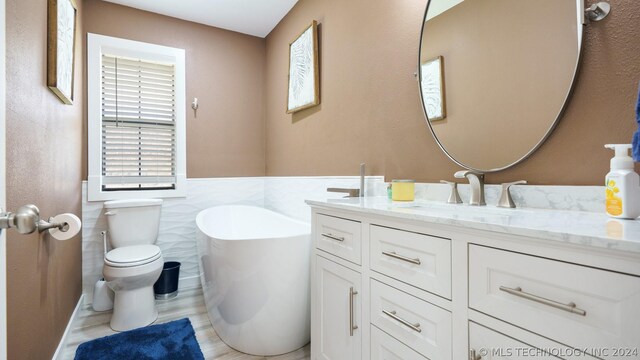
[101,0,300,38]
[426,0,464,21]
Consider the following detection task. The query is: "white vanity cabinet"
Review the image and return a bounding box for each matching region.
[309,202,640,360]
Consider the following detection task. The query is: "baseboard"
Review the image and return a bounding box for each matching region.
[81,276,201,309]
[51,294,84,360]
[178,275,201,291]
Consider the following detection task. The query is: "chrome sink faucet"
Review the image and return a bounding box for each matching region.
[327,163,365,198]
[454,170,486,206]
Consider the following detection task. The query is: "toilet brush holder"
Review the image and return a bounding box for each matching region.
[92,278,114,312]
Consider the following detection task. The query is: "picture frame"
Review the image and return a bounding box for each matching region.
[47,0,77,105]
[420,56,446,121]
[286,20,320,114]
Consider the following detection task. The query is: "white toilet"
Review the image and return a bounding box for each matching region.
[102,199,164,331]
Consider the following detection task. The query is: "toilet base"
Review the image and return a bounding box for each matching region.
[110,286,158,331]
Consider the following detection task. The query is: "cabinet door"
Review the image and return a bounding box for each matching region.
[314,256,362,360]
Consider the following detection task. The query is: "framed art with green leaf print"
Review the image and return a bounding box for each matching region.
[286,20,320,114]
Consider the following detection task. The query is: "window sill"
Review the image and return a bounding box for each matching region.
[87,176,187,202]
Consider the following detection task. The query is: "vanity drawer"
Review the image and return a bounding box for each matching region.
[370,279,451,360]
[316,213,361,265]
[371,325,427,360]
[469,245,640,359]
[370,225,451,298]
[469,322,557,360]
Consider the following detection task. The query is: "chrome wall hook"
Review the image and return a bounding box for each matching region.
[585,2,611,22]
[191,97,198,118]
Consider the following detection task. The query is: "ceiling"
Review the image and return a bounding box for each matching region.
[101,0,300,38]
[426,0,464,21]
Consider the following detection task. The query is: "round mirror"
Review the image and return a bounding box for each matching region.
[419,0,583,172]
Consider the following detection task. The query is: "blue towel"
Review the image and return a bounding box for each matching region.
[633,82,640,161]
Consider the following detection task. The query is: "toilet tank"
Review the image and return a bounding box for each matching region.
[104,199,163,248]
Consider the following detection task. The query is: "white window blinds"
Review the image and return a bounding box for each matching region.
[101,54,177,191]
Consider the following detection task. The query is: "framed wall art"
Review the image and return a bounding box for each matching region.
[47,0,77,104]
[421,55,446,121]
[286,20,320,114]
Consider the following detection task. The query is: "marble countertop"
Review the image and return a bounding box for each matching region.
[306,197,640,255]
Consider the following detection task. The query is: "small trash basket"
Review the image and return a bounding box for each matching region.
[154,261,180,300]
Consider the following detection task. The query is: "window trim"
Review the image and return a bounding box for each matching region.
[87,33,186,201]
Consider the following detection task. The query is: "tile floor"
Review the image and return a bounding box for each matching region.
[59,287,310,359]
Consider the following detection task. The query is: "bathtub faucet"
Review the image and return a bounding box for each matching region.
[327,163,365,198]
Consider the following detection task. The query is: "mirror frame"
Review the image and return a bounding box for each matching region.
[418,0,586,172]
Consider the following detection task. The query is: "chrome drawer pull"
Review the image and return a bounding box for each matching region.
[321,233,345,242]
[349,287,358,336]
[382,310,422,333]
[382,251,421,265]
[469,349,482,360]
[499,286,587,316]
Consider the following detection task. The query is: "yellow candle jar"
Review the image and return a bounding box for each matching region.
[391,180,415,201]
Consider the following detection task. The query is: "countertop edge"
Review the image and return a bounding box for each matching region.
[305,199,640,256]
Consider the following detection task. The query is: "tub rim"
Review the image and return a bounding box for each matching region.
[196,205,310,241]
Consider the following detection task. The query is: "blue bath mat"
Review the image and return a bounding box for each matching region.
[74,318,204,360]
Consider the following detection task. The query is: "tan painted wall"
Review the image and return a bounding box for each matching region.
[82,0,267,179]
[265,0,640,185]
[6,0,84,357]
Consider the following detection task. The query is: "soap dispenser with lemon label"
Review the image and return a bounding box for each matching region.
[605,144,640,219]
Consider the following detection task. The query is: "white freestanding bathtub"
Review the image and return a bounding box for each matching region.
[196,205,311,356]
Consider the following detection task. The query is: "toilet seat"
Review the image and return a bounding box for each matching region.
[105,245,162,268]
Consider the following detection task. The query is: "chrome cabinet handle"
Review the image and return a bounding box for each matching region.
[469,349,482,360]
[499,286,586,316]
[382,251,421,265]
[321,233,345,242]
[349,287,358,336]
[382,310,422,333]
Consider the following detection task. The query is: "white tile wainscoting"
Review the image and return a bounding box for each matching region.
[81,176,385,304]
[81,177,603,304]
[264,176,387,222]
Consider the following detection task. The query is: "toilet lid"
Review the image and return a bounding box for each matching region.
[105,245,161,268]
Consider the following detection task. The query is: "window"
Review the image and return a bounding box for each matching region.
[87,34,186,201]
